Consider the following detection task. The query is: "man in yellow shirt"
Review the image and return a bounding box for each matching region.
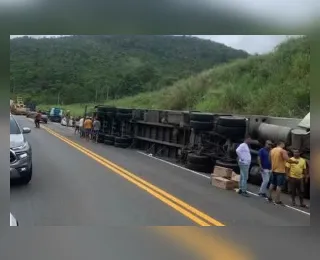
[83,116,93,141]
[285,149,308,208]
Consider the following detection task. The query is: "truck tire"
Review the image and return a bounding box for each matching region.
[97,106,116,112]
[105,135,115,142]
[114,142,131,148]
[215,125,246,138]
[117,108,132,114]
[115,137,132,144]
[104,140,114,146]
[116,113,132,120]
[105,112,115,117]
[190,113,214,122]
[217,116,247,128]
[97,133,105,143]
[186,162,212,173]
[248,165,262,185]
[215,160,239,172]
[190,121,213,131]
[187,153,212,165]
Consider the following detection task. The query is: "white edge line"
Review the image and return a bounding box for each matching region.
[137,151,310,216]
[137,151,211,180]
[25,118,311,217]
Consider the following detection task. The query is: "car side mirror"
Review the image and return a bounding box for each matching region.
[22,127,31,134]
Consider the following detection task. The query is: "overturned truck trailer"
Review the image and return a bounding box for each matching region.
[93,106,310,198]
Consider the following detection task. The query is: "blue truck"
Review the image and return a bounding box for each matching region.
[49,107,64,122]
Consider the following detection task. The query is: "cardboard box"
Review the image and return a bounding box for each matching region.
[230,172,240,188]
[231,172,240,182]
[213,166,232,179]
[211,176,236,190]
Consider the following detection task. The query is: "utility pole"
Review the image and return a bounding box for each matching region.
[11,77,15,94]
[57,92,60,106]
[95,86,98,104]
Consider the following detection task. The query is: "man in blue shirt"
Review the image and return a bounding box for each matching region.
[258,140,273,197]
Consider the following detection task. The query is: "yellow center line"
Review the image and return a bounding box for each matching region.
[43,126,224,226]
[153,227,254,260]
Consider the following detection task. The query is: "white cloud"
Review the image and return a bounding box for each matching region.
[194,35,296,54]
[10,35,294,54]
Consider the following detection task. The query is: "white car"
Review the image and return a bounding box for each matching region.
[10,213,18,226]
[61,117,73,127]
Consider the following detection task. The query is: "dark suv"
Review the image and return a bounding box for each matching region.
[10,115,33,184]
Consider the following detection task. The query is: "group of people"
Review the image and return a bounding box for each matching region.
[236,135,308,207]
[73,116,101,142]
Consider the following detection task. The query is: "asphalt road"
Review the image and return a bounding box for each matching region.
[8,116,316,260]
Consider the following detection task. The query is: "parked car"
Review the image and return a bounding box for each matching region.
[10,115,33,184]
[61,117,73,127]
[10,213,18,226]
[40,112,48,124]
[26,111,37,118]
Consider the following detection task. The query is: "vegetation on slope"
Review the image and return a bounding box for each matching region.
[10,35,248,105]
[106,36,310,118]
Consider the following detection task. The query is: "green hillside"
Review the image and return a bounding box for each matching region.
[10,35,248,105]
[106,36,310,118]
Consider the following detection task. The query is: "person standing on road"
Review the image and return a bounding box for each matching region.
[35,110,42,128]
[268,141,298,205]
[74,117,80,134]
[285,149,308,208]
[65,110,71,127]
[92,117,101,143]
[258,140,272,197]
[79,117,84,138]
[83,116,93,141]
[236,135,252,197]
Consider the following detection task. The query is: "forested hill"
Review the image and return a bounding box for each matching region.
[10,35,249,104]
[107,36,310,118]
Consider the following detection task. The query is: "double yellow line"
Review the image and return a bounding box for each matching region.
[43,126,224,226]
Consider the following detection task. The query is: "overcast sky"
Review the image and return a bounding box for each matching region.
[10,35,294,54]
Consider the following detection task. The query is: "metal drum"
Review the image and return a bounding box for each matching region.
[291,128,309,150]
[257,123,292,145]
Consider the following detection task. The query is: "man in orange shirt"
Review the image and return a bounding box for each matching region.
[83,116,93,141]
[268,141,298,205]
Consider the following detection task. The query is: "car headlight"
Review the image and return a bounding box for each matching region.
[18,152,28,159]
[12,142,27,151]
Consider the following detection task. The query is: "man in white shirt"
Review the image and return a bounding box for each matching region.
[79,117,84,138]
[236,135,252,197]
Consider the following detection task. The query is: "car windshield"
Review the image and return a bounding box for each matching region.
[10,117,21,134]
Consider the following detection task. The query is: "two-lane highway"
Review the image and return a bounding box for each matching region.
[9,116,315,259]
[11,116,310,226]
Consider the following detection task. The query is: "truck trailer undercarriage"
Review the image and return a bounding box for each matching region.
[91,106,310,198]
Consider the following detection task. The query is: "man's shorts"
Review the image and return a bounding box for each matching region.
[92,129,99,136]
[270,172,286,187]
[85,128,91,135]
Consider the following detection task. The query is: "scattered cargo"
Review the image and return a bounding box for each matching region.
[210,175,237,190]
